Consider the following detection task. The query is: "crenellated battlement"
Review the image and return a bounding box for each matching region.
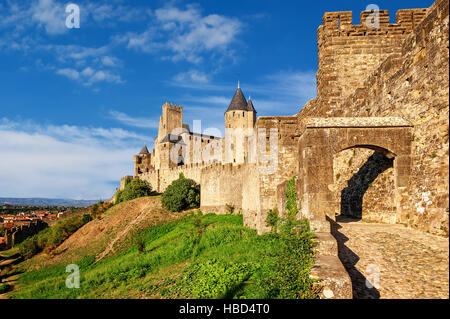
[163,102,183,111]
[321,8,427,34]
[317,7,429,112]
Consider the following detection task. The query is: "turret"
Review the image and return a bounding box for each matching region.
[224,83,256,130]
[224,83,257,164]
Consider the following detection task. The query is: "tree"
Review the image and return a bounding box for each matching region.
[161,173,200,212]
[115,179,152,204]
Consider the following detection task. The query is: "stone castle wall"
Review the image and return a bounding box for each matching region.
[303,0,449,233]
[129,0,448,236]
[316,8,427,114]
[140,163,203,193]
[4,220,47,248]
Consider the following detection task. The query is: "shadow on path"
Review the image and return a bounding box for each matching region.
[329,216,380,299]
[341,152,393,220]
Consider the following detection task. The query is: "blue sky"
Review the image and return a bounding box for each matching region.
[0,0,433,200]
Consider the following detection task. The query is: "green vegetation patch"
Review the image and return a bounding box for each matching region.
[10,212,317,299]
[115,178,153,205]
[17,214,91,260]
[161,173,200,212]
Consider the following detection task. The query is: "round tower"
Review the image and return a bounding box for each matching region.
[224,82,256,130]
[224,83,257,164]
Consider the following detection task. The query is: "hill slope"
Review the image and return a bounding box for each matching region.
[6,197,317,299]
[20,197,186,269]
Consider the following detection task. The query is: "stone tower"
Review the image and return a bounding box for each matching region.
[224,82,256,130]
[157,102,183,142]
[224,83,257,164]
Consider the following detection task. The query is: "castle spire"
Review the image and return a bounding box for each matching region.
[139,144,149,155]
[225,85,247,113]
[247,96,256,112]
[238,80,240,89]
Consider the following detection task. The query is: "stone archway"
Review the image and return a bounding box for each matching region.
[336,150,394,221]
[297,117,413,232]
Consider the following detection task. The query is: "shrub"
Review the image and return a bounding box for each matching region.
[161,173,200,212]
[17,214,91,259]
[183,259,259,298]
[285,177,299,217]
[19,237,39,259]
[265,208,279,233]
[115,179,152,205]
[82,214,92,224]
[261,218,317,299]
[90,201,113,219]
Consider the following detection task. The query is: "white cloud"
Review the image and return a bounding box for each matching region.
[123,4,243,63]
[56,67,123,86]
[83,3,149,24]
[0,2,245,87]
[108,110,160,129]
[173,70,210,84]
[183,95,230,106]
[0,118,153,199]
[56,68,79,80]
[0,1,147,36]
[0,1,126,88]
[31,0,67,35]
[101,56,119,67]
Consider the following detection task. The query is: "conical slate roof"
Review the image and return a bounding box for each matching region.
[139,145,149,154]
[247,97,256,112]
[225,87,248,113]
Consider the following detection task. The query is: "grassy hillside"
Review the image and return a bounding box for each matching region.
[6,197,318,299]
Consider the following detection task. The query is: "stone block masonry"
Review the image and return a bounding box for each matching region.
[124,0,448,238]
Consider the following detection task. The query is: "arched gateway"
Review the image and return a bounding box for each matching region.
[297,117,413,232]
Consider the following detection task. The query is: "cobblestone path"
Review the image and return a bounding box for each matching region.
[332,217,449,299]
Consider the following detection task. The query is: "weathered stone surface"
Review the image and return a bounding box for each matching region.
[311,255,353,299]
[120,0,448,299]
[332,217,449,299]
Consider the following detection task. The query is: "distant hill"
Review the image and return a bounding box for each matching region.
[0,198,99,207]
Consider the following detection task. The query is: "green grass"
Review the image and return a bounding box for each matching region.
[10,213,317,299]
[0,247,19,257]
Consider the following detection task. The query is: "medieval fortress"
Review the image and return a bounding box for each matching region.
[124,0,449,243]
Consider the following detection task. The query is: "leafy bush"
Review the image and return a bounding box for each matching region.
[90,201,112,219]
[260,177,317,298]
[17,214,91,259]
[115,179,152,205]
[183,259,258,298]
[19,238,39,259]
[265,208,279,233]
[161,173,200,212]
[285,177,299,217]
[261,218,317,299]
[82,214,92,224]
